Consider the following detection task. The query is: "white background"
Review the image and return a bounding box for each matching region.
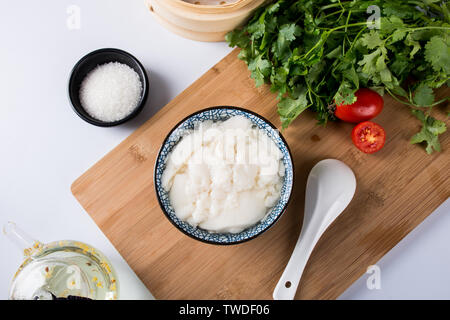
[0,0,449,300]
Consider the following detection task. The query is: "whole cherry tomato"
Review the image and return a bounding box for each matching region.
[335,88,384,123]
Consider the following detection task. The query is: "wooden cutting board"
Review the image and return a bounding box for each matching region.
[71,49,449,299]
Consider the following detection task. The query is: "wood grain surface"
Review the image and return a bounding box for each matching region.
[71,49,449,299]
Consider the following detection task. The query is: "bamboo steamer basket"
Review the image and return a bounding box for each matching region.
[146,0,269,42]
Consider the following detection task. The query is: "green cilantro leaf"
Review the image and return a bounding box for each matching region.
[392,29,407,43]
[360,30,383,49]
[248,55,271,87]
[404,33,421,58]
[358,48,381,75]
[380,16,405,36]
[279,24,300,42]
[334,82,357,106]
[278,89,310,129]
[410,109,447,154]
[413,83,435,107]
[225,29,249,48]
[424,36,450,74]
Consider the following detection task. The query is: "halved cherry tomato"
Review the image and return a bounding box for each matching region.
[351,121,386,154]
[335,88,384,123]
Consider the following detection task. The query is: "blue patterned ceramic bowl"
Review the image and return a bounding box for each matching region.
[154,106,294,245]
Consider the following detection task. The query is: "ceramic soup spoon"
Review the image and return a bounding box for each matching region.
[273,159,356,300]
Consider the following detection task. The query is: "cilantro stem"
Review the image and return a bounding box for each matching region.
[302,22,368,59]
[427,97,450,107]
[320,1,351,11]
[344,10,352,33]
[300,32,329,60]
[442,2,450,24]
[407,26,450,31]
[387,88,450,108]
[321,9,344,19]
[407,0,446,18]
[329,22,370,32]
[386,88,416,107]
[349,26,367,51]
[306,78,324,99]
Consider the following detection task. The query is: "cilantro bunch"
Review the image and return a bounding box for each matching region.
[226,0,450,153]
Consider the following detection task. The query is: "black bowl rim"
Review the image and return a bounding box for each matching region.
[153,106,295,246]
[68,48,149,127]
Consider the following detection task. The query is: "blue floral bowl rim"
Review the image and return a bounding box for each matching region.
[153,106,295,245]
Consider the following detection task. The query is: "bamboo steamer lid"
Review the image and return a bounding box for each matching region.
[169,0,257,13]
[146,0,269,42]
[149,6,229,42]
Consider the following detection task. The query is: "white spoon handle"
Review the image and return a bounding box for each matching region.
[272,227,318,300]
[273,202,342,300]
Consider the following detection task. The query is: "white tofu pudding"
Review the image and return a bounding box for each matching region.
[161,115,284,233]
